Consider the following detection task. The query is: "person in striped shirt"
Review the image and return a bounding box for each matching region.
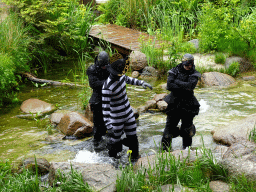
[102,57,152,160]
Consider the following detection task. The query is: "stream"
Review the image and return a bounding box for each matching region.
[1,60,256,167]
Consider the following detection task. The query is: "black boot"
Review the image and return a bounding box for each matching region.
[182,137,192,149]
[107,140,122,158]
[124,135,140,162]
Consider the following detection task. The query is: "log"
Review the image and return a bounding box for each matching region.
[21,72,84,87]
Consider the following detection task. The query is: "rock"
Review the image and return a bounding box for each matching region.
[50,110,72,125]
[141,66,158,77]
[84,104,93,123]
[74,126,93,139]
[49,162,121,192]
[157,100,168,111]
[129,51,148,71]
[132,71,140,78]
[209,180,230,192]
[57,111,93,137]
[153,93,168,102]
[201,72,236,87]
[211,114,256,146]
[243,76,255,81]
[188,39,199,51]
[225,56,253,72]
[223,140,256,161]
[159,83,167,90]
[134,150,202,170]
[20,98,56,115]
[18,158,50,175]
[145,100,157,109]
[161,184,195,192]
[137,105,148,113]
[219,157,256,181]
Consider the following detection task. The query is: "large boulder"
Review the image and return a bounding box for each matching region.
[219,141,256,181]
[129,51,148,71]
[20,98,56,115]
[56,111,93,138]
[49,162,121,192]
[211,114,256,146]
[201,72,236,87]
[140,66,158,78]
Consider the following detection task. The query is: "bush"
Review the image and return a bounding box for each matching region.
[0,14,32,106]
[227,62,240,77]
[3,0,96,63]
[214,53,226,64]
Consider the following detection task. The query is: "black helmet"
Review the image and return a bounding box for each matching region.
[108,56,129,76]
[95,51,109,68]
[182,53,194,66]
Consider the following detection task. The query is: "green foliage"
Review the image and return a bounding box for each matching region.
[197,0,256,62]
[116,147,228,191]
[214,53,226,64]
[227,62,240,76]
[3,0,96,62]
[0,14,32,106]
[0,159,93,192]
[249,125,256,143]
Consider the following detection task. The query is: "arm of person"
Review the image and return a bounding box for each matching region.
[174,74,200,91]
[88,73,106,90]
[124,75,153,89]
[102,88,112,130]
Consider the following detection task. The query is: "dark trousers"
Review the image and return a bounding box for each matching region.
[90,103,107,141]
[162,112,195,150]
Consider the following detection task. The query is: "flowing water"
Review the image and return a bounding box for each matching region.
[1,61,256,166]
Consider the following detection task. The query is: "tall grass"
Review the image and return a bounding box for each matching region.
[0,159,94,192]
[116,147,228,191]
[0,13,32,106]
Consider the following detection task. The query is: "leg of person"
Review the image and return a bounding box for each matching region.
[107,123,124,158]
[180,114,196,149]
[91,103,106,144]
[123,116,140,161]
[161,113,180,151]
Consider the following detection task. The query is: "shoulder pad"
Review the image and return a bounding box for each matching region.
[86,65,96,75]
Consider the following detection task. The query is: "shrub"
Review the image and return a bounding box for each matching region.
[227,62,240,77]
[0,14,32,106]
[214,53,226,64]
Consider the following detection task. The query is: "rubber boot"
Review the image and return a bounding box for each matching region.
[125,135,140,162]
[107,140,122,158]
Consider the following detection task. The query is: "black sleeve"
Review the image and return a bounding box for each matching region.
[87,66,105,90]
[174,75,199,91]
[166,73,180,91]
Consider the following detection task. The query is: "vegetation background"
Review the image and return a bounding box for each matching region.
[0,0,256,191]
[0,0,256,107]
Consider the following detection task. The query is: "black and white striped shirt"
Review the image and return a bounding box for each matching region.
[102,75,144,130]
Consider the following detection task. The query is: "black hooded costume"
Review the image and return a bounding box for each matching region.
[162,54,201,150]
[86,51,110,143]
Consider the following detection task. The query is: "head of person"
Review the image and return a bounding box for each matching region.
[95,51,109,70]
[108,56,129,77]
[182,53,194,71]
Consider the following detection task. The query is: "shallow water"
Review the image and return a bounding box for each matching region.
[1,61,256,166]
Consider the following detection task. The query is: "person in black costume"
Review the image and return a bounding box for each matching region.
[86,51,110,145]
[162,53,201,151]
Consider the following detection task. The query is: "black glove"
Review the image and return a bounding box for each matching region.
[142,82,153,90]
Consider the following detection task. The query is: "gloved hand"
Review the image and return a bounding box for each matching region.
[142,82,153,90]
